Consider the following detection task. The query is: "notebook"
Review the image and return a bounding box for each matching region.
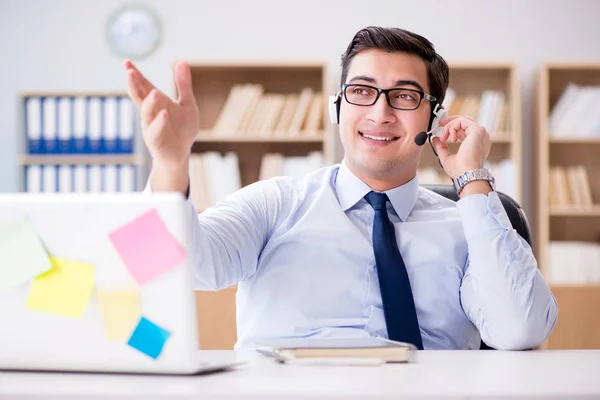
[254,337,417,363]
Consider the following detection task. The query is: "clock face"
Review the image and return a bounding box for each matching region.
[106,5,161,60]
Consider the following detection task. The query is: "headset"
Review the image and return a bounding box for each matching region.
[328,91,447,145]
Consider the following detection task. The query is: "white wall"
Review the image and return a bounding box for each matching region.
[1,0,600,225]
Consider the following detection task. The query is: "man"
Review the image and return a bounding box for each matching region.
[125,26,558,350]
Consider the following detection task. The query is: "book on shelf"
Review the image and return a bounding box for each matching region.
[259,151,324,181]
[442,88,510,139]
[188,152,242,212]
[417,167,453,185]
[417,159,516,200]
[204,84,324,138]
[549,83,600,138]
[188,151,325,212]
[549,241,600,284]
[549,165,594,208]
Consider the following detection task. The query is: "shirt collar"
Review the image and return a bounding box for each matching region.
[335,161,420,222]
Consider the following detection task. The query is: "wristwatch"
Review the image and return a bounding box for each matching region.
[453,167,496,194]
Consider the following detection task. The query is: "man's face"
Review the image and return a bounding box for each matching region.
[339,49,432,180]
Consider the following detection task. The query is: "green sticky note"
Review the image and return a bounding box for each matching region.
[0,216,52,292]
[26,257,95,318]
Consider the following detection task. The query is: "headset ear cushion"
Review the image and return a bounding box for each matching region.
[428,104,447,132]
[329,96,339,124]
[328,95,341,124]
[430,108,447,131]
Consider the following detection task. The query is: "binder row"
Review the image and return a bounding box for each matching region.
[25,164,137,193]
[25,95,136,154]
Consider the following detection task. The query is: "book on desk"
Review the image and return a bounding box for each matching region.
[254,337,417,363]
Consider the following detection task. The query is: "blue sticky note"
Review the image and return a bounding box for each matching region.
[127,317,171,359]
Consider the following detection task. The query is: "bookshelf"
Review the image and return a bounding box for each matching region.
[184,61,334,349]
[537,63,600,349]
[418,63,522,204]
[19,91,146,193]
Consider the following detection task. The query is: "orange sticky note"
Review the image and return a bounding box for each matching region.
[26,258,95,318]
[97,290,142,340]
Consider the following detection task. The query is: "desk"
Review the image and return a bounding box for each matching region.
[1,350,599,399]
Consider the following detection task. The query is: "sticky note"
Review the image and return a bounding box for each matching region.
[26,258,95,318]
[98,291,142,340]
[108,208,186,285]
[127,317,171,359]
[0,216,52,292]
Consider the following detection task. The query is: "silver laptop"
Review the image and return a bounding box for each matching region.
[0,192,244,374]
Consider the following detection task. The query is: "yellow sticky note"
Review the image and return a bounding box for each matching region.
[97,291,141,340]
[26,257,94,318]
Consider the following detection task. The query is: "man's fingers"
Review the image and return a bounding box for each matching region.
[438,114,460,126]
[140,89,168,129]
[125,60,155,107]
[439,121,452,143]
[125,60,155,94]
[174,62,196,107]
[431,137,451,163]
[126,70,144,107]
[445,118,471,143]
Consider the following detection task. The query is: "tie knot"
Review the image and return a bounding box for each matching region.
[364,191,389,211]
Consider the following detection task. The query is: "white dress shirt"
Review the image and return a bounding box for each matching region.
[161,162,558,350]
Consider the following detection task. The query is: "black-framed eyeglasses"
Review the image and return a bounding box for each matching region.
[341,83,437,111]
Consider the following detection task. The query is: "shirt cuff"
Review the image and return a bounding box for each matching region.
[142,179,191,200]
[456,191,512,240]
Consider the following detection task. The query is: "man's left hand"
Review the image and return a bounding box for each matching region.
[430,115,492,179]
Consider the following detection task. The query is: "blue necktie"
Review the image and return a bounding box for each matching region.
[364,191,424,350]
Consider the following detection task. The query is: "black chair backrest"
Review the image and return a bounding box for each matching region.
[421,184,533,350]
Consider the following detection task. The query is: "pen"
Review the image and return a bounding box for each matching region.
[281,358,385,366]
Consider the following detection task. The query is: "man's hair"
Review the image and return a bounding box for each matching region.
[340,26,449,106]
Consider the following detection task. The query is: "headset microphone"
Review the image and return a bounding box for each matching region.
[414,131,428,146]
[414,126,443,146]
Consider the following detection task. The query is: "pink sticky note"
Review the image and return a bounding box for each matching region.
[109,208,186,285]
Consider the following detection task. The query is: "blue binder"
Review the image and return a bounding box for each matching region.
[118,96,135,154]
[72,96,88,154]
[103,96,119,154]
[42,97,58,154]
[88,97,103,154]
[57,96,73,154]
[25,97,42,154]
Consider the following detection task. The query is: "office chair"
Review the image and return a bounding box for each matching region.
[422,184,533,350]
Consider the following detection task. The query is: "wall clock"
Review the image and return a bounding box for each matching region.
[106,4,162,60]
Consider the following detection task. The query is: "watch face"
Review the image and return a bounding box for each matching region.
[106,5,161,60]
